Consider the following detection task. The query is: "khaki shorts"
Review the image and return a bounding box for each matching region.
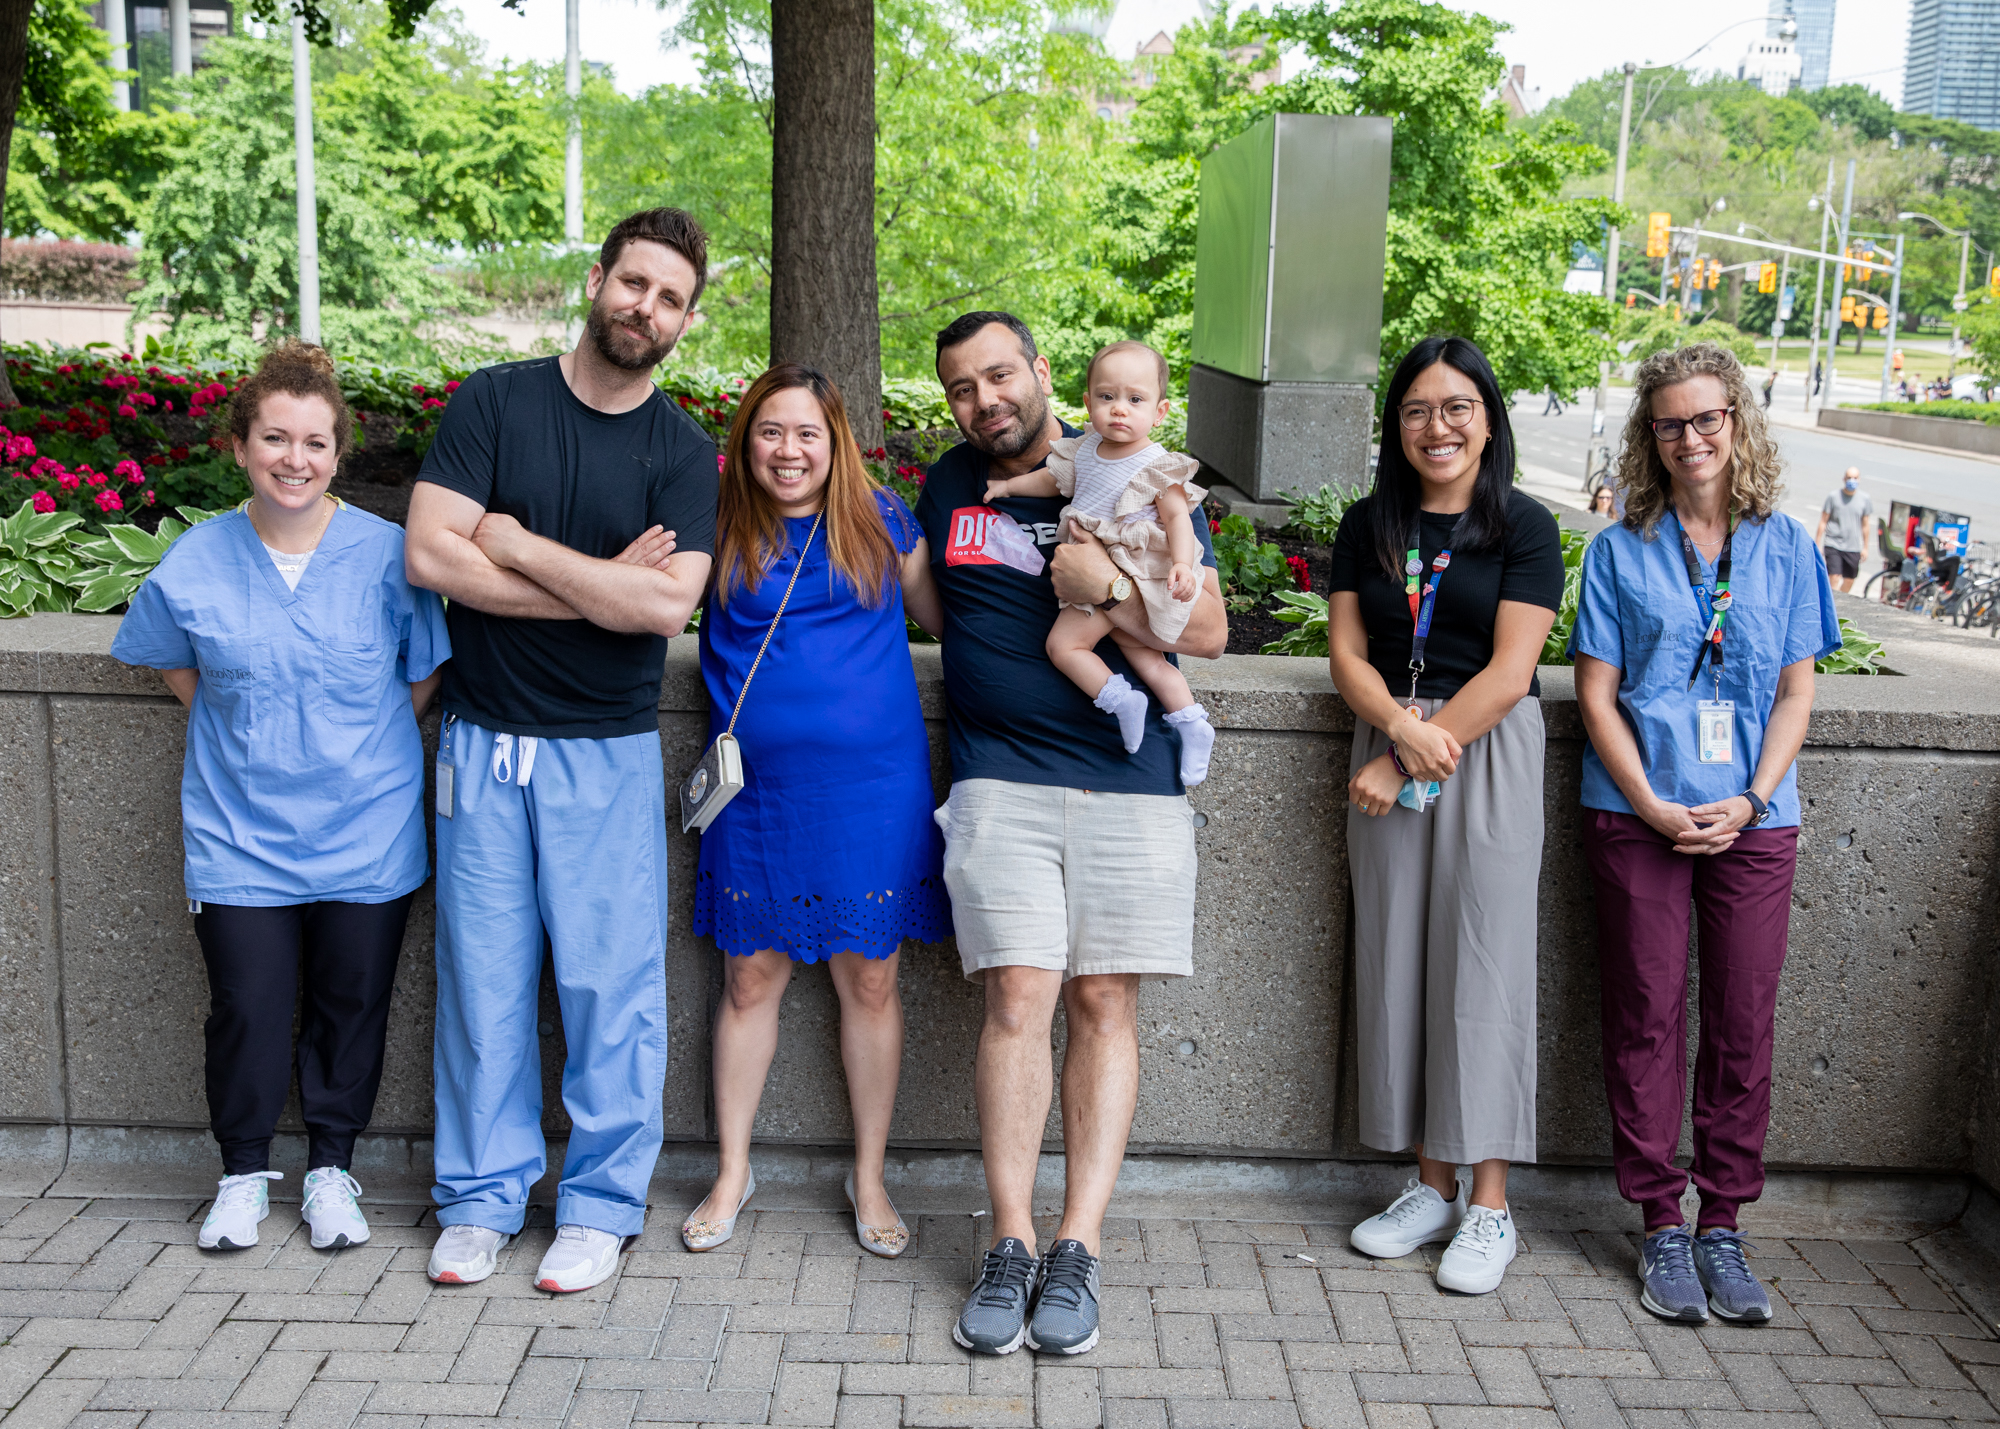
[936,778,1197,981]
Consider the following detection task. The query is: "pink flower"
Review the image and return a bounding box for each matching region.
[166,374,188,386]
[30,491,53,513]
[411,384,426,395]
[114,459,144,484]
[444,380,460,393]
[422,397,445,410]
[716,453,727,472]
[163,400,174,413]
[117,404,137,418]
[56,470,79,491]
[146,365,161,376]
[132,392,157,407]
[29,456,60,479]
[94,489,123,512]
[79,466,107,488]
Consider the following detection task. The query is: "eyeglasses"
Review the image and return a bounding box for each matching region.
[1648,408,1730,442]
[1396,398,1484,431]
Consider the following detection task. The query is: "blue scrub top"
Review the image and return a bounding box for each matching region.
[1568,511,1840,827]
[111,503,450,905]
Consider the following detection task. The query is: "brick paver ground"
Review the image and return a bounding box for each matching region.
[0,1191,1995,1429]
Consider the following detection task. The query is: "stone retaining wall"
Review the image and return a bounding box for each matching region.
[1819,406,2000,457]
[2,610,1996,1189]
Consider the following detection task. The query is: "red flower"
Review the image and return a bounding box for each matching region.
[29,491,53,513]
[146,453,168,467]
[444,380,460,393]
[1286,554,1312,592]
[94,489,123,512]
[412,384,426,395]
[422,397,445,409]
[1209,518,1221,535]
[117,404,137,418]
[170,446,189,461]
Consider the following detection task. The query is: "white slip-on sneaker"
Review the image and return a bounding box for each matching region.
[1350,1176,1464,1259]
[199,1171,282,1251]
[428,1223,510,1284]
[301,1168,370,1250]
[1436,1204,1518,1294]
[536,1224,624,1293]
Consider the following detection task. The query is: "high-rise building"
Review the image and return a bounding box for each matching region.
[1768,0,1835,91]
[1740,36,1803,97]
[1903,0,2000,130]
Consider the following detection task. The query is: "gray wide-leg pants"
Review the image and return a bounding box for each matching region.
[1346,695,1543,1165]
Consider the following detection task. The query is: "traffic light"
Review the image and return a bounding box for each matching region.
[1991,265,1999,297]
[1691,258,1706,288]
[1709,262,1721,290]
[1646,212,1671,258]
[1758,262,1778,294]
[1670,302,1681,321]
[1842,249,1853,281]
[1625,292,1636,308]
[1840,294,1857,324]
[1872,305,1889,331]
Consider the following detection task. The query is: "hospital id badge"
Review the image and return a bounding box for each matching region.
[436,759,454,819]
[1697,700,1735,765]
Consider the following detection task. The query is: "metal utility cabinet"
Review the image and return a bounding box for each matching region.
[1187,113,1392,505]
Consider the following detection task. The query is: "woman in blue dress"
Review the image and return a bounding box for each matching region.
[110,342,450,1255]
[683,363,948,1257]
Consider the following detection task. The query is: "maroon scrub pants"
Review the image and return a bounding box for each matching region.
[1584,809,1799,1233]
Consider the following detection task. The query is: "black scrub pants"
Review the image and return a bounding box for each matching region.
[192,896,413,1175]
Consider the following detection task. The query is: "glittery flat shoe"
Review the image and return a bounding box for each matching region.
[681,1168,755,1252]
[846,1169,909,1259]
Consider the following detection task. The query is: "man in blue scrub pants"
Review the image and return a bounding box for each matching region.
[405,208,718,1293]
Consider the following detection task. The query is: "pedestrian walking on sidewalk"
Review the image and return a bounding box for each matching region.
[1329,336,1565,1297]
[111,342,450,1256]
[1570,341,1840,1329]
[1814,467,1874,592]
[1543,386,1566,416]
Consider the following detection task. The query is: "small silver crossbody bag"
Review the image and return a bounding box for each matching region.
[679,512,822,834]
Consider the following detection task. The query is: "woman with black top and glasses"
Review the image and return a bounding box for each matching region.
[1328,336,1564,1295]
[1570,343,1837,1327]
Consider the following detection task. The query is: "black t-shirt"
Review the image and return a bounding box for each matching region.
[416,357,719,739]
[912,426,1219,796]
[1328,488,1563,700]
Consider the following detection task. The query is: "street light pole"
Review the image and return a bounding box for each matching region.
[106,0,130,111]
[292,10,321,345]
[1877,233,1904,401]
[1803,159,1834,411]
[1593,61,1636,438]
[564,0,582,247]
[1821,159,1855,413]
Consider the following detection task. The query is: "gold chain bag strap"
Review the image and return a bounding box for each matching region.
[680,511,822,833]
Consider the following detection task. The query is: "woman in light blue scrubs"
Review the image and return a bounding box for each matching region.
[1570,341,1839,1329]
[112,342,449,1257]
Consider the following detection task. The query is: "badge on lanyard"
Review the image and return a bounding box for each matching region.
[1697,700,1736,764]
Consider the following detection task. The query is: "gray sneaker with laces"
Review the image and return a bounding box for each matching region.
[1694,1228,1772,1323]
[1026,1239,1101,1354]
[1639,1224,1709,1324]
[954,1237,1038,1355]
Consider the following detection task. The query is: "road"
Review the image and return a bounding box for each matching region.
[1509,381,2000,581]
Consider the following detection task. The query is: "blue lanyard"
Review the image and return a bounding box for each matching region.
[1406,514,1470,703]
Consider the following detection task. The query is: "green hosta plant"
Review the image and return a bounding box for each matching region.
[1816,616,1886,675]
[1261,589,1330,657]
[0,499,87,616]
[1279,483,1366,546]
[67,505,224,611]
[1211,513,1291,611]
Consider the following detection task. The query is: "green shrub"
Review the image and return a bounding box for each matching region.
[1210,513,1290,610]
[1845,399,2000,426]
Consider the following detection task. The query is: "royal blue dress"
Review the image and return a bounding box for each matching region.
[692,490,950,961]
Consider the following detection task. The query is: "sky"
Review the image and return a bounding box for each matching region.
[447,0,1911,108]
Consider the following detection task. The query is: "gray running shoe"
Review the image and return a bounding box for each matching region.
[1694,1228,1772,1323]
[1026,1239,1101,1355]
[1638,1225,1709,1324]
[953,1237,1038,1355]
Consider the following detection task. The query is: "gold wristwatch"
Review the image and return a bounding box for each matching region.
[1098,574,1133,611]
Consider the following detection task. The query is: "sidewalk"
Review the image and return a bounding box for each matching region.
[1,1184,1995,1429]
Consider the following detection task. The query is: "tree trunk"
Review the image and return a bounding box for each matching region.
[0,0,32,407]
[769,0,882,452]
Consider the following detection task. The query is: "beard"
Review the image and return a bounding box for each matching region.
[964,385,1051,459]
[585,296,680,372]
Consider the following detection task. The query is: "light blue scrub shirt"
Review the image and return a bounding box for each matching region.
[111,503,450,905]
[1568,511,1840,828]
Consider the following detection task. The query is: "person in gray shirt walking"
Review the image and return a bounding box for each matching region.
[1813,468,1874,592]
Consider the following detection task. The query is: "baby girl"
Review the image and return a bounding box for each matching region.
[984,340,1217,787]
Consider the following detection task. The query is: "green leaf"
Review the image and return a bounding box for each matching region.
[0,499,87,555]
[101,523,173,564]
[73,568,147,612]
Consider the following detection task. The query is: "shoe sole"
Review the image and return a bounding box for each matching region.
[953,1319,1028,1356]
[313,1233,364,1250]
[1025,1326,1101,1355]
[1640,1286,1711,1324]
[200,1236,256,1251]
[1436,1260,1512,1295]
[536,1263,618,1294]
[1351,1222,1459,1259]
[1708,1294,1771,1324]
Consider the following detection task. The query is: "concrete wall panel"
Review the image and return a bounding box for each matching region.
[0,696,63,1123]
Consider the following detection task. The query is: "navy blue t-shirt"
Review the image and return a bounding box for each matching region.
[912,424,1219,796]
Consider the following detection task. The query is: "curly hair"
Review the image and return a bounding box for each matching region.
[225,340,354,463]
[1614,341,1784,538]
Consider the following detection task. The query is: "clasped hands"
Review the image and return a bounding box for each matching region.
[473,511,679,573]
[1348,708,1461,818]
[1639,794,1757,856]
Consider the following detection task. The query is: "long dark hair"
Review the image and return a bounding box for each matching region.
[1364,336,1516,581]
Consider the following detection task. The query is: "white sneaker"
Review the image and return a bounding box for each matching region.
[535,1224,624,1293]
[198,1171,281,1250]
[1436,1204,1518,1294]
[428,1224,510,1284]
[1350,1176,1463,1259]
[301,1168,370,1250]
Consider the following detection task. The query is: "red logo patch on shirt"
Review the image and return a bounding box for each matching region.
[945,506,1004,566]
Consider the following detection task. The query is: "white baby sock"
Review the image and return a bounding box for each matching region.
[1094,673,1151,754]
[1164,703,1215,787]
